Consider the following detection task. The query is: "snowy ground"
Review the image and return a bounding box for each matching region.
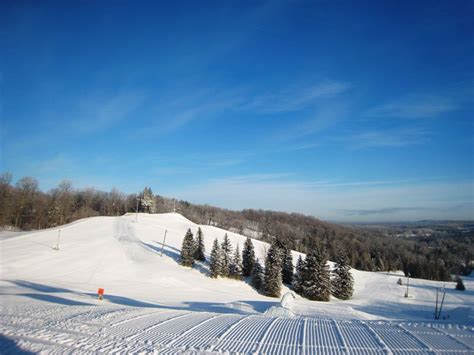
[1,213,473,353]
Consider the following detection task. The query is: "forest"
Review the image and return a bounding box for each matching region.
[1,172,472,281]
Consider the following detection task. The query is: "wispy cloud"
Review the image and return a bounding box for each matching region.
[169,174,473,222]
[207,173,294,185]
[212,158,246,167]
[342,207,431,216]
[273,103,349,143]
[30,153,77,174]
[340,127,431,149]
[242,80,351,114]
[126,79,350,139]
[367,95,459,119]
[275,142,321,153]
[128,87,242,138]
[74,90,147,133]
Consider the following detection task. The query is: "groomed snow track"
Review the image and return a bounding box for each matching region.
[1,302,473,354]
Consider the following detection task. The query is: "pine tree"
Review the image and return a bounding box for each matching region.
[282,247,294,285]
[221,233,233,277]
[251,258,264,290]
[209,238,223,278]
[331,251,354,300]
[455,275,466,291]
[140,187,156,213]
[263,240,283,297]
[180,228,195,267]
[293,255,305,295]
[242,237,256,277]
[194,227,206,261]
[374,252,385,271]
[229,245,243,280]
[302,249,331,301]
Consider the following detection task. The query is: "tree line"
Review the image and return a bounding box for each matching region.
[179,229,354,300]
[1,173,471,281]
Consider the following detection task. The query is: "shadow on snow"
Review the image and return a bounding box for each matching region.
[141,241,210,277]
[0,335,35,355]
[5,279,277,315]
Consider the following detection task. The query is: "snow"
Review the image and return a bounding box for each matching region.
[1,212,473,353]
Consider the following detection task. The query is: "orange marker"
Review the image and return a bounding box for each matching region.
[98,288,104,301]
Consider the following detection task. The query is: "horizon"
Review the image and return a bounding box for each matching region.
[2,173,474,225]
[2,0,473,222]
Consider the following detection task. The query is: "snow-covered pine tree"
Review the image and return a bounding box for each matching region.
[209,238,223,278]
[221,233,233,277]
[140,187,156,213]
[194,227,205,261]
[331,251,354,300]
[263,240,283,297]
[180,228,195,267]
[302,249,331,301]
[242,237,256,277]
[229,245,243,280]
[251,258,264,290]
[282,247,294,285]
[293,255,305,295]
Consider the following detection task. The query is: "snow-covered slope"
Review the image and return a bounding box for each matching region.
[1,213,473,353]
[0,213,277,310]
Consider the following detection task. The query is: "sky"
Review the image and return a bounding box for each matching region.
[1,0,473,222]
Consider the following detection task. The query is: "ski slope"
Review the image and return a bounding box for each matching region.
[1,213,473,353]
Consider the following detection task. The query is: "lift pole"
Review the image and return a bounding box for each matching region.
[405,273,410,298]
[54,229,61,250]
[160,230,167,257]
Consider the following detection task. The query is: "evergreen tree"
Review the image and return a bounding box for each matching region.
[251,258,264,290]
[209,238,223,278]
[302,249,331,301]
[221,233,233,277]
[242,237,256,277]
[194,227,206,261]
[331,251,354,300]
[263,240,283,297]
[455,275,466,291]
[374,252,385,271]
[140,187,156,213]
[293,255,305,295]
[180,228,195,267]
[282,247,294,285]
[229,245,243,279]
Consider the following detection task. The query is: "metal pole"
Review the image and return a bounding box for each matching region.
[160,230,167,257]
[405,274,410,297]
[435,288,439,319]
[55,229,61,250]
[438,287,446,319]
[136,196,139,223]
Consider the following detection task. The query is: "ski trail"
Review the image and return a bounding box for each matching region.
[254,316,280,353]
[332,319,349,354]
[435,325,474,350]
[398,324,436,354]
[164,313,221,348]
[361,321,392,355]
[207,315,247,352]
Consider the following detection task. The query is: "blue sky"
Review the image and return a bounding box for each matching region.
[1,0,473,222]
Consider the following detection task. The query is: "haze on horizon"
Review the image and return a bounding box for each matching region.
[1,0,473,223]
